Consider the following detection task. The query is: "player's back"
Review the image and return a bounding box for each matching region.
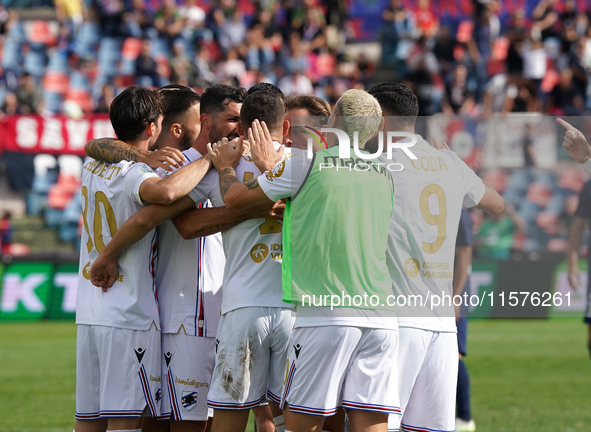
[77,158,161,330]
[384,135,484,331]
[155,147,224,337]
[189,144,292,315]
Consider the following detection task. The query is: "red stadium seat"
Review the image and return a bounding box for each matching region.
[48,185,73,210]
[44,71,70,94]
[122,38,142,60]
[57,174,81,195]
[28,20,57,45]
[65,89,92,113]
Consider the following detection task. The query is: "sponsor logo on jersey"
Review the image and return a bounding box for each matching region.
[265,160,286,182]
[82,262,91,280]
[134,347,146,363]
[164,352,173,367]
[175,377,209,389]
[293,343,302,359]
[250,243,269,263]
[182,391,198,410]
[404,258,420,278]
[140,165,155,175]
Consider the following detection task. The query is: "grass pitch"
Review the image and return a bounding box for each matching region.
[0,319,589,432]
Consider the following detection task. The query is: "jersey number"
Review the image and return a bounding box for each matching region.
[419,184,447,254]
[82,186,118,253]
[244,172,282,234]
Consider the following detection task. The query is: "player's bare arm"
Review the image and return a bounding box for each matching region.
[209,138,272,209]
[557,118,591,167]
[172,200,285,239]
[567,216,586,290]
[138,155,213,205]
[474,181,504,214]
[85,137,187,171]
[249,120,285,172]
[90,195,196,290]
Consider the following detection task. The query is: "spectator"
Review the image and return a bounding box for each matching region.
[94,83,115,114]
[546,68,584,115]
[135,39,160,86]
[475,211,517,260]
[154,0,186,47]
[0,212,13,255]
[14,73,43,114]
[218,9,246,54]
[278,69,313,96]
[442,64,474,115]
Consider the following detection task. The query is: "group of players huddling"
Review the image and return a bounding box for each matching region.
[74,81,505,432]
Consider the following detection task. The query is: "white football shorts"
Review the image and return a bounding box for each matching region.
[388,327,458,432]
[281,326,400,417]
[207,307,294,409]
[161,330,215,421]
[75,324,162,420]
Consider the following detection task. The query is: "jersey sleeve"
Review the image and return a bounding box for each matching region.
[258,150,311,201]
[457,156,486,208]
[574,181,591,220]
[188,169,218,205]
[121,162,160,206]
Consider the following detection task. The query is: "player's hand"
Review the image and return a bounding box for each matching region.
[207,137,244,170]
[90,255,120,292]
[568,265,581,291]
[249,120,284,172]
[433,137,451,151]
[557,118,591,164]
[249,200,286,221]
[139,147,186,172]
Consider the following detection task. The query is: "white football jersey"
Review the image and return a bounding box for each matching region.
[188,144,292,315]
[76,158,161,331]
[155,148,224,336]
[383,135,485,332]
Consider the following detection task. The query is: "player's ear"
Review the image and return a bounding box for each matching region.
[171,122,182,138]
[201,113,211,128]
[147,121,157,137]
[237,122,244,137]
[282,119,290,138]
[379,117,385,132]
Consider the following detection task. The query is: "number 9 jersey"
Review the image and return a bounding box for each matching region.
[383,135,485,332]
[76,158,162,331]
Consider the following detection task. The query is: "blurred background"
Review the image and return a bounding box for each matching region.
[1,1,591,431]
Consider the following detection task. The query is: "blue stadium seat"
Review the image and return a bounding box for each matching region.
[32,172,57,194]
[44,208,64,228]
[44,92,63,113]
[63,191,82,224]
[2,40,21,70]
[23,50,47,77]
[47,50,69,72]
[119,58,136,75]
[545,193,565,216]
[73,22,100,58]
[69,71,90,89]
[518,201,541,223]
[59,223,79,243]
[26,191,47,216]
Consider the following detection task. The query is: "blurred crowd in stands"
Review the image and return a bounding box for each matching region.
[1,0,591,257]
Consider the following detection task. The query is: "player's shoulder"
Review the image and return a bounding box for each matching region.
[183,147,201,162]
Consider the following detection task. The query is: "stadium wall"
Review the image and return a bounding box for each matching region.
[0,258,586,322]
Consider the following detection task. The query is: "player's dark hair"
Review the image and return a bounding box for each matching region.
[240,90,285,132]
[247,83,285,102]
[200,84,247,116]
[159,86,201,129]
[285,95,331,128]
[109,85,163,143]
[368,82,419,119]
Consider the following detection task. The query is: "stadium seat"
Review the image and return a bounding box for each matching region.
[518,201,541,223]
[69,71,90,90]
[122,38,142,60]
[55,173,81,195]
[26,191,48,216]
[23,49,47,77]
[2,40,21,70]
[57,155,83,178]
[526,183,553,207]
[59,222,80,243]
[44,71,70,94]
[47,185,73,211]
[44,208,64,228]
[27,20,57,45]
[64,89,92,113]
[44,91,64,113]
[47,51,69,72]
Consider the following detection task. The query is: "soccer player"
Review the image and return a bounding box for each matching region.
[567,179,591,359]
[283,95,331,149]
[366,83,503,432]
[75,85,215,432]
[208,89,400,432]
[90,88,290,432]
[454,209,475,432]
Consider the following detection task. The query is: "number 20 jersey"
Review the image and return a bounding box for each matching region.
[76,158,161,331]
[188,144,293,315]
[383,135,485,332]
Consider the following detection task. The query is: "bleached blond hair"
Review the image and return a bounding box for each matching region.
[332,89,382,148]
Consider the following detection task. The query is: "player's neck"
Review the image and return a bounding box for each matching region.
[192,128,210,155]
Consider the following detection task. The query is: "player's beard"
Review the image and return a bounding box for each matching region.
[178,132,194,151]
[209,123,240,144]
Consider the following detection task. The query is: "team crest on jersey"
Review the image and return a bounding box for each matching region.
[265,161,285,182]
[250,243,269,263]
[182,391,198,410]
[82,262,91,280]
[404,258,420,278]
[139,165,154,174]
[155,388,162,404]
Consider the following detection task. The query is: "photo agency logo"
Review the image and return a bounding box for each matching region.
[303,126,418,172]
